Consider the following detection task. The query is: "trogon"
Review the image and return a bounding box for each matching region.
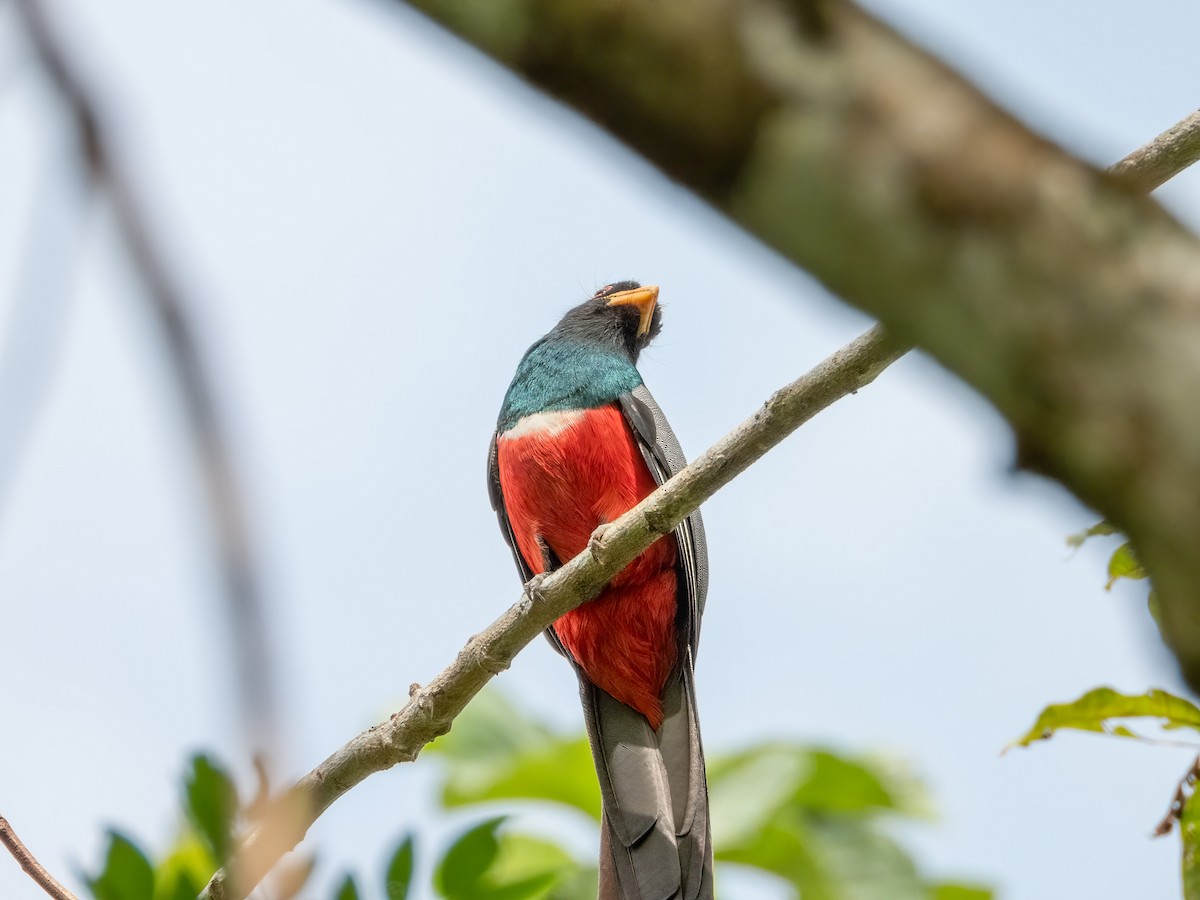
[487,282,712,900]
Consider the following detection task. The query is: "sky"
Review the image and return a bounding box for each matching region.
[2,0,1200,897]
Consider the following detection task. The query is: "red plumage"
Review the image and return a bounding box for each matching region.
[496,403,678,728]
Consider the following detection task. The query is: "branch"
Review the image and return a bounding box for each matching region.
[0,817,78,900]
[1154,754,1200,838]
[200,325,908,899]
[1110,110,1200,192]
[396,0,1200,688]
[14,0,279,748]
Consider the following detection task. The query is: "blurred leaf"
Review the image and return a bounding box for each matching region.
[1067,519,1117,548]
[184,754,238,864]
[483,833,584,900]
[1106,542,1148,589]
[385,834,415,900]
[334,873,360,900]
[1184,785,1200,900]
[544,863,599,900]
[443,736,601,821]
[709,743,922,852]
[436,817,506,898]
[813,819,927,900]
[429,692,556,764]
[1009,687,1200,749]
[708,745,808,850]
[1149,589,1163,627]
[430,690,989,900]
[430,692,600,821]
[87,832,155,900]
[718,815,928,900]
[151,834,212,900]
[930,884,994,899]
[709,744,932,900]
[793,751,908,814]
[716,819,824,896]
[435,818,584,900]
[157,875,199,900]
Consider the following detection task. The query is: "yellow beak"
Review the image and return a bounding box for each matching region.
[605,284,659,337]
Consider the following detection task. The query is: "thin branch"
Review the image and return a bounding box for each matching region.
[13,0,278,750]
[397,0,1200,691]
[200,325,908,899]
[1109,110,1200,193]
[0,817,78,900]
[1154,754,1200,838]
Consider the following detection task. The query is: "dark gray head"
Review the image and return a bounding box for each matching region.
[545,281,663,363]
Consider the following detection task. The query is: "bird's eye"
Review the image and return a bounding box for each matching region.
[593,284,614,298]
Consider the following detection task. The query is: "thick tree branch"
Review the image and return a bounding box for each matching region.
[0,817,78,900]
[396,0,1200,688]
[14,0,279,748]
[200,326,908,899]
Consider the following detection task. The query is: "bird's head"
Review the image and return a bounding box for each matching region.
[547,281,662,362]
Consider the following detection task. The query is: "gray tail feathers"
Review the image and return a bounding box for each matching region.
[578,657,712,900]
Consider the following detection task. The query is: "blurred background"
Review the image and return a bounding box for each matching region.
[2,0,1199,896]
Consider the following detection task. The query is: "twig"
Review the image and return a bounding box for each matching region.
[0,817,78,900]
[1154,755,1200,837]
[200,325,908,899]
[1109,110,1200,193]
[13,0,278,750]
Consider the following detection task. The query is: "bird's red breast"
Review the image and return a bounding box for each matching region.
[496,403,678,728]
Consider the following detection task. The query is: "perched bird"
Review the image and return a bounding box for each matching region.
[487,282,711,900]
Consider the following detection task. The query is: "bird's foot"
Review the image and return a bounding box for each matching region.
[521,573,548,612]
[588,523,610,561]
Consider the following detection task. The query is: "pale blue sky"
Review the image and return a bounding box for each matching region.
[2,1,1199,897]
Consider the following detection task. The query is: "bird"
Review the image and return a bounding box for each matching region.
[486,281,711,900]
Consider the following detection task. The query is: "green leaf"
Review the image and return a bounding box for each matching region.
[87,832,155,900]
[1009,687,1200,749]
[443,736,601,822]
[428,692,557,764]
[718,814,929,900]
[707,742,940,900]
[1183,785,1200,900]
[334,873,360,900]
[430,691,600,821]
[485,834,578,899]
[434,819,584,900]
[1106,542,1148,589]
[709,743,924,852]
[1149,589,1163,627]
[184,754,238,864]
[385,835,415,900]
[436,817,506,898]
[151,835,212,900]
[930,884,994,900]
[157,874,200,900]
[1066,520,1117,548]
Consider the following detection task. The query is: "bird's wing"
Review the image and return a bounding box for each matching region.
[619,384,709,660]
[488,431,573,661]
[487,431,535,583]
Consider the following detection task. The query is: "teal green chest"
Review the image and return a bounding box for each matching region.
[498,340,642,432]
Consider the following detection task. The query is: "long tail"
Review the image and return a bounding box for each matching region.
[578,655,712,900]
